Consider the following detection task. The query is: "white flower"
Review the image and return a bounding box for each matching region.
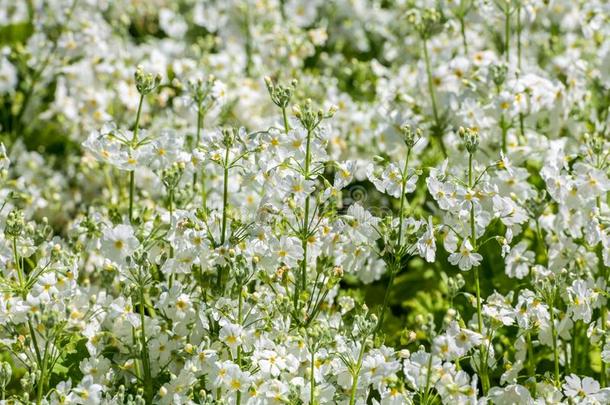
[344,203,379,242]
[109,297,141,328]
[101,224,139,264]
[488,384,534,405]
[271,236,304,268]
[0,54,17,93]
[448,240,482,271]
[69,375,103,405]
[371,162,417,198]
[403,350,441,390]
[417,217,436,263]
[563,374,609,403]
[492,195,528,226]
[0,143,9,170]
[504,241,534,279]
[567,280,593,323]
[219,322,243,356]
[334,160,357,189]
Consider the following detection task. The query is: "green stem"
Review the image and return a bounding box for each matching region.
[298,128,313,308]
[15,236,46,404]
[131,93,144,145]
[282,107,290,133]
[217,145,231,289]
[348,339,367,405]
[460,17,468,54]
[500,114,507,153]
[310,347,316,405]
[375,148,411,337]
[220,145,230,245]
[422,38,446,157]
[36,339,49,405]
[549,292,560,386]
[469,152,489,394]
[236,285,243,405]
[139,284,153,404]
[601,288,608,387]
[517,4,522,70]
[519,113,525,142]
[168,190,174,260]
[423,39,439,125]
[129,171,135,223]
[13,237,24,287]
[504,6,510,64]
[129,93,145,224]
[597,194,607,386]
[526,331,536,395]
[193,107,203,192]
[244,8,252,76]
[422,352,434,404]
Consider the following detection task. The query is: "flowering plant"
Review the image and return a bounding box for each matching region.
[0,0,609,404]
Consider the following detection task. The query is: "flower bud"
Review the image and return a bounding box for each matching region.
[459,126,479,154]
[0,361,11,390]
[400,124,422,149]
[4,209,24,238]
[134,65,162,95]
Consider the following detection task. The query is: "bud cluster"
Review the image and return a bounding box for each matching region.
[4,209,25,239]
[264,76,297,109]
[459,126,480,154]
[407,7,444,40]
[134,65,162,95]
[400,124,423,149]
[292,99,337,132]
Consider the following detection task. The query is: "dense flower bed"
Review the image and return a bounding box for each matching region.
[0,0,609,404]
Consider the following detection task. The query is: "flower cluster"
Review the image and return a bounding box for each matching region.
[0,1,609,404]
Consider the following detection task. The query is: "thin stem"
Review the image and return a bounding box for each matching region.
[500,114,507,153]
[236,285,243,405]
[298,128,314,309]
[132,94,145,145]
[244,7,252,76]
[397,149,412,248]
[422,352,434,404]
[168,190,174,260]
[598,197,608,386]
[526,330,536,395]
[220,145,230,245]
[129,93,145,224]
[193,107,203,192]
[469,152,489,394]
[422,38,446,157]
[548,288,560,386]
[460,17,468,54]
[13,237,24,287]
[601,296,608,386]
[310,347,316,405]
[139,284,153,404]
[517,4,522,70]
[375,148,412,337]
[216,144,231,290]
[129,171,135,223]
[282,107,290,133]
[36,339,50,405]
[15,236,46,405]
[348,339,367,405]
[518,113,525,141]
[504,5,510,64]
[423,38,439,126]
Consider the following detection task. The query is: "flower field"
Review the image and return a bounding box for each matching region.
[0,0,609,404]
